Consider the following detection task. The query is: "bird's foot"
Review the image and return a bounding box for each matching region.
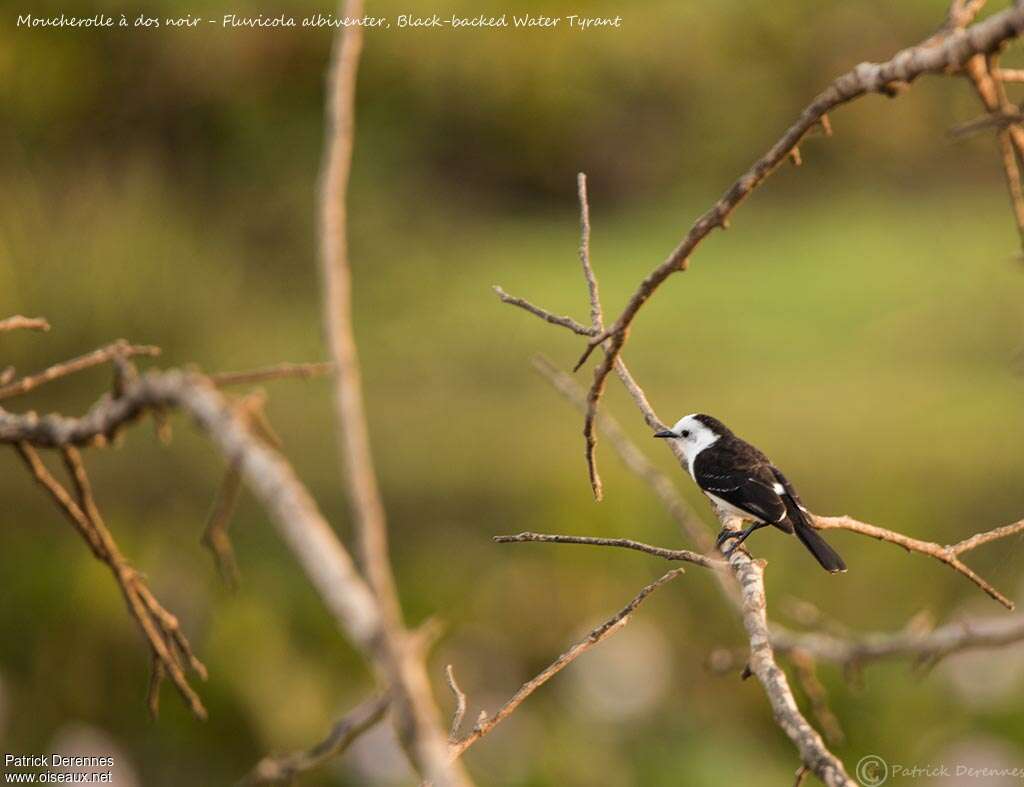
[718,524,756,557]
[715,527,742,550]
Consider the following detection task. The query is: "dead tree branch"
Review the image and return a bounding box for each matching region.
[240,693,391,786]
[14,441,208,719]
[447,568,685,761]
[567,6,1024,496]
[771,611,1024,669]
[726,545,854,786]
[0,315,50,333]
[201,459,243,590]
[531,354,710,550]
[444,665,467,742]
[813,515,1024,609]
[208,362,334,388]
[0,340,160,401]
[494,531,719,570]
[318,0,465,781]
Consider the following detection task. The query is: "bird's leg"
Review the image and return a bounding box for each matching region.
[715,527,740,549]
[719,522,767,556]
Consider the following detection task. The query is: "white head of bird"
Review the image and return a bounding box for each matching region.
[654,414,724,472]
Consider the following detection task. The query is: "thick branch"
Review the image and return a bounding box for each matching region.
[727,546,854,786]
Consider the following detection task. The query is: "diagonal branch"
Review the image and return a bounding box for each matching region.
[571,6,1024,495]
[813,515,1024,609]
[240,693,391,786]
[0,340,160,401]
[447,568,684,761]
[531,354,709,549]
[14,442,208,719]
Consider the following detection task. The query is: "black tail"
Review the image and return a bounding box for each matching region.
[792,514,846,573]
[770,467,847,573]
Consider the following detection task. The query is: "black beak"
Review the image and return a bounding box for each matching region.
[653,430,677,439]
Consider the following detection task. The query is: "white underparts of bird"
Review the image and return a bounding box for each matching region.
[654,413,847,573]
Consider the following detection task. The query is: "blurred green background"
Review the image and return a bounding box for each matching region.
[3,1,1024,784]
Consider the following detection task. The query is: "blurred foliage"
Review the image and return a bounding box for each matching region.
[2,1,1024,785]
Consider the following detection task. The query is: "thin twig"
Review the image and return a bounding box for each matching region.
[813,515,1023,609]
[493,286,595,337]
[494,531,720,570]
[240,694,391,786]
[0,340,160,400]
[13,442,208,719]
[531,354,709,550]
[448,568,685,760]
[445,665,467,742]
[0,315,50,333]
[208,362,334,387]
[962,53,1024,248]
[577,173,602,334]
[201,460,243,590]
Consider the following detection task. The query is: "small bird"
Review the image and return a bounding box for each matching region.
[654,413,846,573]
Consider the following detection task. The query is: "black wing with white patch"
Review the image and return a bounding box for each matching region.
[692,442,787,525]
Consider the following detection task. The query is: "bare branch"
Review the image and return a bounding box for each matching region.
[0,315,50,333]
[444,665,467,742]
[318,0,464,780]
[577,173,602,333]
[494,531,720,570]
[448,568,685,760]
[962,53,1024,248]
[572,6,1024,486]
[789,649,845,746]
[208,362,334,388]
[813,515,1023,609]
[532,355,709,549]
[202,460,243,590]
[13,442,208,719]
[771,612,1024,668]
[493,286,595,336]
[241,694,391,786]
[726,546,853,786]
[0,340,160,401]
[994,67,1024,81]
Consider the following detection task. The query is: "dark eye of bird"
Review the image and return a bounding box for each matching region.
[680,430,690,438]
